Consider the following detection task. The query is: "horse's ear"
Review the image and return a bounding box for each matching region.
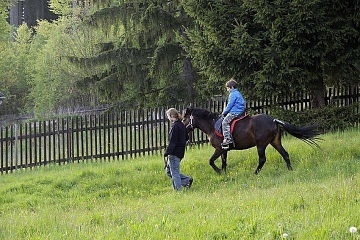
[182,106,192,116]
[182,108,188,117]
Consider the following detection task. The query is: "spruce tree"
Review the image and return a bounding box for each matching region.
[181,0,360,108]
[69,0,197,108]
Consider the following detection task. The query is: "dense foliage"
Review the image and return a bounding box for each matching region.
[71,1,198,108]
[182,0,360,107]
[267,103,360,132]
[0,1,359,117]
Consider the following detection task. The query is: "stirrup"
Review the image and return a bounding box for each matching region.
[221,144,230,150]
[221,141,233,150]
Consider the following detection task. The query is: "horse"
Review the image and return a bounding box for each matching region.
[182,107,321,174]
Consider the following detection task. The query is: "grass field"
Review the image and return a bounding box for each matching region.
[0,129,359,239]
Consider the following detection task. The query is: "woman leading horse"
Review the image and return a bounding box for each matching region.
[182,107,320,174]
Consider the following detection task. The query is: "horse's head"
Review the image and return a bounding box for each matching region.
[182,107,195,133]
[182,107,219,134]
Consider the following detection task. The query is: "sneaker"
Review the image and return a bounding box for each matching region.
[222,139,233,145]
[186,178,193,188]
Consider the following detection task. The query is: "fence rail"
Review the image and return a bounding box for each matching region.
[1,86,359,173]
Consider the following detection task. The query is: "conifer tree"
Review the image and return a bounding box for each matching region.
[69,0,197,108]
[181,0,360,108]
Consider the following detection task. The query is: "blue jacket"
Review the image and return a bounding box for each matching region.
[222,88,246,116]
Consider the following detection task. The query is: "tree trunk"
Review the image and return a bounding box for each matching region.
[309,77,326,109]
[180,25,197,103]
[182,56,197,102]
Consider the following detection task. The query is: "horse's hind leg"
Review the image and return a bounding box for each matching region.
[255,146,267,174]
[271,142,292,171]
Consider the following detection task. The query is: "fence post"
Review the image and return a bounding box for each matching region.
[14,123,18,170]
[67,118,73,162]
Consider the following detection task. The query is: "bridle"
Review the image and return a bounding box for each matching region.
[185,114,194,131]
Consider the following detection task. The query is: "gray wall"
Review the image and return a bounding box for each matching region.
[9,0,57,27]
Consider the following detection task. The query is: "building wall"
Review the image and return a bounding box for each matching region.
[9,0,57,27]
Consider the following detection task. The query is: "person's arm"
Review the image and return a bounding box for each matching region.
[164,125,178,156]
[238,93,246,113]
[222,92,235,115]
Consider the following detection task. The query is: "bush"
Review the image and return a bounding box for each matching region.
[267,103,360,133]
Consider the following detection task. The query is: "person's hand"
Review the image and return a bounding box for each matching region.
[163,155,168,169]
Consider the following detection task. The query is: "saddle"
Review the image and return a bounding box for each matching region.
[214,113,249,138]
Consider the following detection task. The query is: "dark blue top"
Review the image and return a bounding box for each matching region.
[164,120,189,158]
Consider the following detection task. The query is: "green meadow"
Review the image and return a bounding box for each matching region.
[0,129,359,239]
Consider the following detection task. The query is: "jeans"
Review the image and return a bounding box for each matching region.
[222,113,238,141]
[166,155,192,190]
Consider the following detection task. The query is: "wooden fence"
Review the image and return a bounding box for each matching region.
[1,86,359,173]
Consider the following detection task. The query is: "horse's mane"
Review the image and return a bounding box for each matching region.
[192,108,219,120]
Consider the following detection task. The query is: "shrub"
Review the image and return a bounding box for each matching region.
[267,102,360,133]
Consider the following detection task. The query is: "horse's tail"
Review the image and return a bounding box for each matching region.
[273,119,321,147]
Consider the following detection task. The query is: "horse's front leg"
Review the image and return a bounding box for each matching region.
[221,151,228,173]
[209,149,224,174]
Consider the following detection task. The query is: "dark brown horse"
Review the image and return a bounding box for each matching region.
[182,107,320,174]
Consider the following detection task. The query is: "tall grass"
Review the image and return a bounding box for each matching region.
[0,129,359,239]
